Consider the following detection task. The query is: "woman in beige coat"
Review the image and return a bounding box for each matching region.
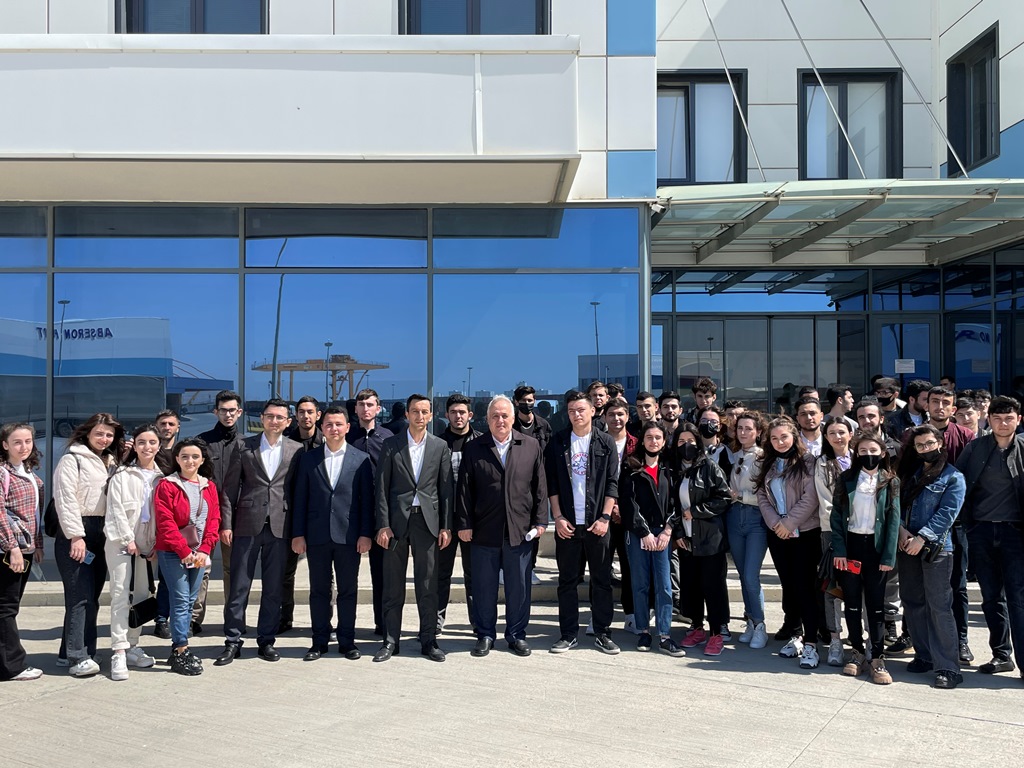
[53,413,123,677]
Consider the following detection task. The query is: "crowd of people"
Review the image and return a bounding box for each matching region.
[2,377,1023,691]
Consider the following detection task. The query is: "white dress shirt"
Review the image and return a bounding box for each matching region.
[408,430,427,507]
[494,433,512,466]
[324,442,347,488]
[849,470,879,534]
[260,433,283,478]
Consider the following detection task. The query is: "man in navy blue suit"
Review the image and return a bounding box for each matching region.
[291,406,374,661]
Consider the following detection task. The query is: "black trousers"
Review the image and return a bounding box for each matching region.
[0,559,32,680]
[224,522,287,647]
[437,538,475,629]
[53,517,107,663]
[280,547,300,624]
[681,551,730,631]
[369,541,385,631]
[382,512,439,646]
[609,520,634,615]
[766,528,821,642]
[838,532,888,658]
[472,539,533,643]
[950,524,970,643]
[555,527,613,639]
[306,541,361,648]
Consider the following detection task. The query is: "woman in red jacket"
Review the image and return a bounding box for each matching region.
[154,438,220,676]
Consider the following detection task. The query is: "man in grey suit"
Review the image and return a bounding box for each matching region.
[291,407,374,661]
[215,398,302,665]
[373,394,455,663]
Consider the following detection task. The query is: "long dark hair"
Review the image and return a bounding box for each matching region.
[123,423,173,474]
[169,438,214,479]
[626,420,667,472]
[68,412,125,465]
[753,416,809,491]
[847,431,896,492]
[898,424,948,490]
[670,421,704,473]
[0,422,42,471]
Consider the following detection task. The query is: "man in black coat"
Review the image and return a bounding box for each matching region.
[456,396,547,657]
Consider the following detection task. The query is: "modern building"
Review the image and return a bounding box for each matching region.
[1,1,1023,473]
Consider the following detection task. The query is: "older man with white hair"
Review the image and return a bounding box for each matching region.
[456,395,547,657]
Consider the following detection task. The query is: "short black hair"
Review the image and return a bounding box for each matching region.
[954,397,977,412]
[445,393,472,411]
[658,390,681,405]
[797,386,819,399]
[406,394,430,411]
[155,409,179,422]
[355,388,380,404]
[794,396,822,412]
[262,398,290,414]
[635,390,656,403]
[565,389,590,406]
[988,395,1021,415]
[824,384,851,408]
[906,379,933,399]
[607,382,625,398]
[940,374,956,385]
[724,399,745,410]
[391,402,406,418]
[691,377,717,395]
[322,406,348,421]
[975,389,992,401]
[214,390,241,408]
[604,397,630,415]
[586,380,607,394]
[295,395,320,410]
[513,385,536,401]
[928,386,955,401]
[854,397,882,418]
[873,377,900,394]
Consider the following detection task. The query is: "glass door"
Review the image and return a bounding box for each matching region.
[871,314,939,385]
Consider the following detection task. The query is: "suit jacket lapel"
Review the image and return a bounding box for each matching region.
[268,440,296,484]
[315,449,331,489]
[396,438,416,488]
[249,437,272,483]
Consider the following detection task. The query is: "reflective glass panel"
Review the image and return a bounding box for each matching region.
[0,274,47,428]
[816,318,866,396]
[246,274,426,428]
[995,246,1024,299]
[724,318,768,411]
[676,270,866,312]
[434,274,639,427]
[0,207,47,266]
[55,207,239,268]
[805,83,841,179]
[950,313,997,391]
[657,89,688,182]
[479,0,539,34]
[245,209,427,267]
[651,271,673,312]
[417,0,470,33]
[205,0,264,33]
[51,273,239,443]
[847,81,888,178]
[770,318,814,412]
[694,83,736,182]
[877,321,932,382]
[944,261,992,309]
[675,319,723,404]
[651,322,664,392]
[433,208,639,269]
[872,269,941,310]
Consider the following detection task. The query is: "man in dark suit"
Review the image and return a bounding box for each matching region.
[215,398,302,665]
[291,406,373,661]
[546,389,621,655]
[457,395,547,658]
[373,394,454,663]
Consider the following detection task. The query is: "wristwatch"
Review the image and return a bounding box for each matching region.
[599,513,611,522]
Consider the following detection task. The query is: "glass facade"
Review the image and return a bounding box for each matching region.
[0,204,644,476]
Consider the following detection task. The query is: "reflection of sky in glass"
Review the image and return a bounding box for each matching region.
[0,237,47,266]
[244,273,427,401]
[434,207,639,268]
[433,273,639,396]
[56,237,238,268]
[0,274,46,322]
[246,236,426,268]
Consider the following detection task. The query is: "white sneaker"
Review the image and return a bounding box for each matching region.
[779,636,804,658]
[531,571,541,586]
[68,658,100,678]
[827,638,845,667]
[750,622,768,650]
[738,619,755,644]
[623,614,641,635]
[126,646,156,668]
[799,643,820,669]
[585,620,595,636]
[110,652,129,681]
[11,667,42,681]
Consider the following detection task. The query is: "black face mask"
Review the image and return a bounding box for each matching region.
[679,443,699,462]
[876,395,894,407]
[918,449,942,464]
[860,454,883,471]
[517,402,533,416]
[643,448,661,459]
[779,445,797,458]
[698,422,720,439]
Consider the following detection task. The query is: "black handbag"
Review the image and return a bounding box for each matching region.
[128,557,159,629]
[920,536,947,564]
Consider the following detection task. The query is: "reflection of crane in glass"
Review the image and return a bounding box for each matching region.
[253,354,388,403]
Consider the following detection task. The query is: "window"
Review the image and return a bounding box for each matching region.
[123,0,266,34]
[947,26,999,174]
[657,73,746,185]
[799,71,901,180]
[402,1,549,35]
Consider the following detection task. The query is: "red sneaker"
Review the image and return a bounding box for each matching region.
[704,634,725,656]
[681,628,708,648]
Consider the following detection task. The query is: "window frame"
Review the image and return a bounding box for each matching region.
[797,69,903,181]
[123,0,268,34]
[946,25,1000,176]
[399,0,550,35]
[656,70,749,187]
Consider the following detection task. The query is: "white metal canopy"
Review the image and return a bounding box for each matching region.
[652,179,1024,267]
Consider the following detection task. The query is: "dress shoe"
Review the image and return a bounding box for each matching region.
[257,644,281,662]
[933,671,963,689]
[373,642,398,663]
[214,642,242,666]
[471,637,494,657]
[906,657,933,673]
[277,620,294,635]
[421,640,446,662]
[979,657,1016,674]
[303,647,324,662]
[508,639,532,657]
[338,645,361,661]
[960,642,974,664]
[153,620,171,640]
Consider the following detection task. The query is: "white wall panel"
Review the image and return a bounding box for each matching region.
[578,56,606,151]
[270,0,334,34]
[334,0,395,34]
[48,0,112,33]
[607,56,656,149]
[552,0,606,56]
[0,0,46,33]
[569,150,607,199]
[746,104,798,171]
[903,104,937,170]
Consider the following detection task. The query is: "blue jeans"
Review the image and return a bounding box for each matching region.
[157,551,204,648]
[626,529,672,636]
[725,502,767,623]
[966,521,1024,668]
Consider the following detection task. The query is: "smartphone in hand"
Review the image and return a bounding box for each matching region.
[83,550,96,565]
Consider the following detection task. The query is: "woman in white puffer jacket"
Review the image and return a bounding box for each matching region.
[104,424,169,681]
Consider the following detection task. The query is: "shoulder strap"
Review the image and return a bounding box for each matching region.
[129,557,157,602]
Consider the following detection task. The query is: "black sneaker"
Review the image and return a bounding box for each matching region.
[979,657,1016,674]
[659,637,685,657]
[154,620,171,640]
[884,621,898,644]
[933,671,963,689]
[959,642,974,664]
[637,633,653,652]
[906,657,933,673]
[183,649,203,673]
[549,637,578,654]
[170,648,202,676]
[887,633,913,654]
[594,634,621,655]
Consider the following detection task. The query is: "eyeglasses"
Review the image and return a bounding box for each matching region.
[262,414,289,422]
[698,420,720,426]
[216,408,241,415]
[914,440,941,451]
